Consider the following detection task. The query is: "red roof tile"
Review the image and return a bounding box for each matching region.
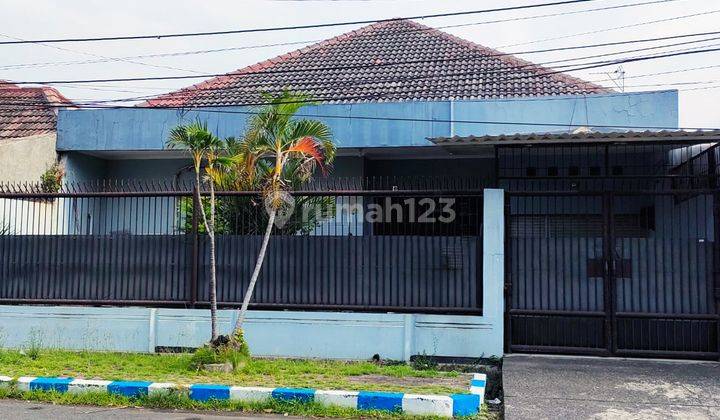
[145,19,611,107]
[0,81,73,139]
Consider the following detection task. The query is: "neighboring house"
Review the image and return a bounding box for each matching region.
[0,83,74,235]
[0,81,72,183]
[3,20,717,360]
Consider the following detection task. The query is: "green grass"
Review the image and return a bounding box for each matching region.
[0,387,495,419]
[0,349,466,395]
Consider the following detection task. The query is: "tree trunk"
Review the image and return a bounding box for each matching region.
[194,169,217,341]
[234,208,276,332]
[208,180,218,341]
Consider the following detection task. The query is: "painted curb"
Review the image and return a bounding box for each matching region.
[0,373,487,417]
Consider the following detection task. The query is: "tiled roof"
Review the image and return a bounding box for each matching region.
[430,129,720,145]
[145,19,610,107]
[0,82,73,139]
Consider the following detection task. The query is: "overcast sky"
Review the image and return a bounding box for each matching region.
[2,0,719,128]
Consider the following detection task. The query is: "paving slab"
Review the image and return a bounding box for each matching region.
[503,354,720,420]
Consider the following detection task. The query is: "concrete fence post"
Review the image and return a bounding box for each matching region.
[482,189,505,356]
[403,314,414,362]
[148,308,157,353]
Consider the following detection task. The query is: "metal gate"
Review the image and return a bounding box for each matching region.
[506,191,720,359]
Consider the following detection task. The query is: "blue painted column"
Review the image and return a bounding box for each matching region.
[482,189,505,356]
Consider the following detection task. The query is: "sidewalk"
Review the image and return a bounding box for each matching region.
[503,354,720,420]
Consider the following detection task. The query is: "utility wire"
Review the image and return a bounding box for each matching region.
[2,99,717,131]
[0,0,678,70]
[499,8,720,48]
[9,35,718,108]
[0,0,598,45]
[5,41,720,110]
[0,33,206,75]
[5,29,720,87]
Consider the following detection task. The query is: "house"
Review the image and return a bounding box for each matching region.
[0,82,72,183]
[1,20,717,361]
[57,19,678,183]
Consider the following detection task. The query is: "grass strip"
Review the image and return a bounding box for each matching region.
[0,349,464,395]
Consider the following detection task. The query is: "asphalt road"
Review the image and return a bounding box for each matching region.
[0,399,300,419]
[503,354,720,420]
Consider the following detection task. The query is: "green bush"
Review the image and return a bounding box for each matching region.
[189,345,219,370]
[40,162,64,193]
[189,331,250,372]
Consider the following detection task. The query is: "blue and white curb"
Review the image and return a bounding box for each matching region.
[470,373,487,406]
[1,373,487,417]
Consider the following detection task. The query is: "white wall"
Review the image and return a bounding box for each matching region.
[0,133,57,183]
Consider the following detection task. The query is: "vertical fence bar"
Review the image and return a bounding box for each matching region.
[504,191,512,353]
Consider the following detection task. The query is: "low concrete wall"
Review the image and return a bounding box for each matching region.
[0,307,500,359]
[0,189,505,359]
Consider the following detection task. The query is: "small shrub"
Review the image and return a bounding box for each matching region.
[188,345,219,370]
[410,353,438,371]
[220,347,248,372]
[24,329,43,360]
[40,162,64,193]
[190,331,251,372]
[229,329,250,358]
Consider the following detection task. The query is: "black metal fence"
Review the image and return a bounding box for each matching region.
[0,177,484,314]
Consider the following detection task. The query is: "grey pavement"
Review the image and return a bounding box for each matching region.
[0,399,299,419]
[503,354,720,420]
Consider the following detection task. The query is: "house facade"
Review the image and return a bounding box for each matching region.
[1,20,717,360]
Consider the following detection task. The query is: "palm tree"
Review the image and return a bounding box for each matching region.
[167,120,224,342]
[231,91,335,339]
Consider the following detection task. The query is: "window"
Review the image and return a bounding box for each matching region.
[526,167,537,177]
[568,166,580,177]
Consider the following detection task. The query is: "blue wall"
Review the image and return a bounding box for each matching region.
[57,91,678,151]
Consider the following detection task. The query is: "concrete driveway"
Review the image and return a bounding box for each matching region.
[503,354,720,420]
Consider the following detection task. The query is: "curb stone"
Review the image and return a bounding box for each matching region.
[0,373,487,417]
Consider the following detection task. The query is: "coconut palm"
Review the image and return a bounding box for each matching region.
[231,91,335,339]
[167,120,224,341]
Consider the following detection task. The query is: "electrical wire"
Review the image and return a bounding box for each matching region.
[0,0,679,71]
[0,0,599,45]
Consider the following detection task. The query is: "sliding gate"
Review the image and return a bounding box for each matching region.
[507,191,720,359]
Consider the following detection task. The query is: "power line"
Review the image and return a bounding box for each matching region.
[5,41,719,110]
[0,0,678,71]
[0,33,206,75]
[0,0,598,46]
[27,59,720,100]
[2,99,717,131]
[7,37,720,113]
[499,8,720,48]
[5,60,720,112]
[6,29,720,87]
